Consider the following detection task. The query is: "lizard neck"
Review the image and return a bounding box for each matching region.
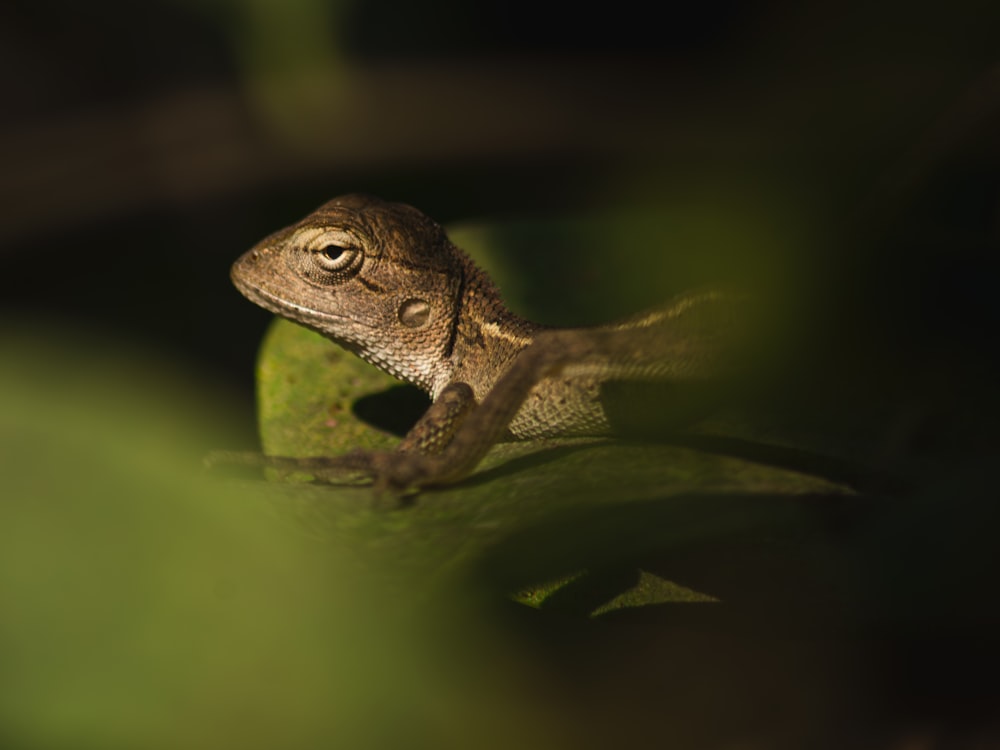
[433,252,543,401]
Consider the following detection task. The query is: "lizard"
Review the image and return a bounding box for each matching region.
[222,194,750,494]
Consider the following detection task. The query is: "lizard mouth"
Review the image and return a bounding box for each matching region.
[230,264,369,333]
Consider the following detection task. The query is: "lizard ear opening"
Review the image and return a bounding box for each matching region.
[398,298,431,328]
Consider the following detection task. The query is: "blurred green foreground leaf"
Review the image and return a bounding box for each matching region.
[0,329,583,750]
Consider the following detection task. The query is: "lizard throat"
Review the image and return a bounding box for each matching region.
[350,341,447,396]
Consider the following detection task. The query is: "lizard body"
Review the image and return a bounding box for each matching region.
[230,194,742,492]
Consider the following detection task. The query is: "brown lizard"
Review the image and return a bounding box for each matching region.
[224,194,749,493]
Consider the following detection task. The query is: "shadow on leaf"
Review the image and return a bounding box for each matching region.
[352,384,430,437]
[473,490,878,627]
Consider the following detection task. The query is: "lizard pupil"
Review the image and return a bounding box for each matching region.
[312,243,360,273]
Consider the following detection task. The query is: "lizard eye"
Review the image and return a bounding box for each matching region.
[313,244,361,273]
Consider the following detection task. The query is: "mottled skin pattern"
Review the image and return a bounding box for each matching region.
[228,195,739,493]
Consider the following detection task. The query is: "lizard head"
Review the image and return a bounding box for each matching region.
[231,194,464,393]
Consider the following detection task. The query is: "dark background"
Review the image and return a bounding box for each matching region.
[2,1,999,746]
[4,0,997,401]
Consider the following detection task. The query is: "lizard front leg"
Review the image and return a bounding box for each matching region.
[204,383,473,489]
[238,382,477,491]
[240,340,573,494]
